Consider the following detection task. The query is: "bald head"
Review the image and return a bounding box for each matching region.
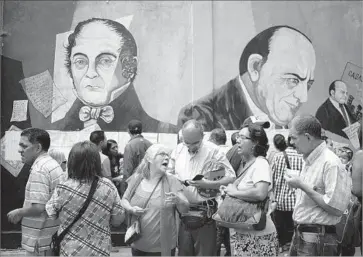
[182,120,204,153]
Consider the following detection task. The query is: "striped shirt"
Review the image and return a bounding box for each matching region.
[271,148,303,211]
[21,153,65,253]
[46,177,124,256]
[293,142,352,225]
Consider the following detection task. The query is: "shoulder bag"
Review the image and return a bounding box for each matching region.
[50,177,99,256]
[124,177,162,245]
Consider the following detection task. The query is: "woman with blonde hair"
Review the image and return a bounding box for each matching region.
[46,141,125,256]
[122,144,189,256]
[48,149,67,172]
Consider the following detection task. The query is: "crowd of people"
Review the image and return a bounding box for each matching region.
[6,115,363,256]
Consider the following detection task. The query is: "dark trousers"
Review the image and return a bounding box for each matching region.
[131,248,176,256]
[289,225,339,256]
[216,225,231,256]
[272,210,294,246]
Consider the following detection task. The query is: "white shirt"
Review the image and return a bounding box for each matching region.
[171,141,236,204]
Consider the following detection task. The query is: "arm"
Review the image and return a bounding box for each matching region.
[226,181,269,202]
[102,158,112,180]
[351,151,363,197]
[174,191,189,214]
[110,184,125,227]
[123,144,134,180]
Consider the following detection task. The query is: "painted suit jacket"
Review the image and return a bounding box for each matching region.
[177,76,253,131]
[51,84,178,133]
[315,98,356,139]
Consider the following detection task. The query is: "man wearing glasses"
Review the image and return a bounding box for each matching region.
[170,119,235,256]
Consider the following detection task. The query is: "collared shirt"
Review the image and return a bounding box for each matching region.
[272,147,304,211]
[328,97,352,125]
[46,177,124,256]
[171,141,235,204]
[22,153,66,252]
[293,142,351,225]
[123,134,152,179]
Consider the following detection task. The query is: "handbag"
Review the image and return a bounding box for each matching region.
[212,159,269,231]
[50,177,99,256]
[124,177,162,245]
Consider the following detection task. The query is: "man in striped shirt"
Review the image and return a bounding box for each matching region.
[271,134,303,252]
[7,128,65,256]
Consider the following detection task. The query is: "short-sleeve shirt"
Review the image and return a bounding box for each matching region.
[21,153,66,252]
[232,157,276,236]
[171,141,236,204]
[46,177,124,256]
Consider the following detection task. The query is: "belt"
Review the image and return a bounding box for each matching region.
[296,224,336,234]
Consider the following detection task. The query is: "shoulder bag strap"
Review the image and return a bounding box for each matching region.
[282,151,291,169]
[141,177,162,209]
[57,177,99,240]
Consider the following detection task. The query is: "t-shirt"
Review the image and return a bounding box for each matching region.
[232,156,276,236]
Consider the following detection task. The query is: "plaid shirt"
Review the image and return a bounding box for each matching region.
[46,177,124,256]
[272,147,303,211]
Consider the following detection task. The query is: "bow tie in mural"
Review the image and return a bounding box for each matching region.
[79,105,114,123]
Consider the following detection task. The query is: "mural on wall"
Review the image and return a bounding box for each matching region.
[50,17,178,133]
[177,25,316,131]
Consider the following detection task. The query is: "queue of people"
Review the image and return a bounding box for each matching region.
[6,115,362,256]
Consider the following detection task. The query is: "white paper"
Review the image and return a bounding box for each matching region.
[4,131,22,161]
[20,70,67,118]
[143,133,159,144]
[10,100,28,122]
[342,122,361,149]
[0,126,24,177]
[118,132,131,153]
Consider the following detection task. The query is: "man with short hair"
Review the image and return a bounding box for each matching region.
[271,135,303,252]
[90,130,112,180]
[286,115,351,256]
[123,120,152,180]
[316,80,356,138]
[171,119,235,256]
[7,128,65,256]
[178,25,316,131]
[209,128,230,154]
[52,18,177,133]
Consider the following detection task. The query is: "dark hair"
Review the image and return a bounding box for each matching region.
[90,130,105,145]
[273,134,287,152]
[21,128,50,151]
[65,18,137,82]
[328,80,345,96]
[231,132,239,146]
[340,146,353,162]
[291,115,322,139]
[102,139,122,177]
[239,25,312,76]
[248,124,269,157]
[209,128,227,145]
[128,119,143,135]
[67,141,102,183]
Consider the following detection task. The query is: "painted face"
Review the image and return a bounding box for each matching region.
[151,151,170,173]
[183,128,203,153]
[237,127,255,157]
[254,28,316,126]
[18,136,39,165]
[110,143,118,156]
[70,22,128,107]
[331,82,348,104]
[288,126,309,156]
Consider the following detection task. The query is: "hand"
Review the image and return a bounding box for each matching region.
[284,173,302,189]
[112,175,123,182]
[188,178,209,189]
[7,209,23,224]
[224,183,237,196]
[130,206,147,216]
[165,192,180,206]
[219,185,227,195]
